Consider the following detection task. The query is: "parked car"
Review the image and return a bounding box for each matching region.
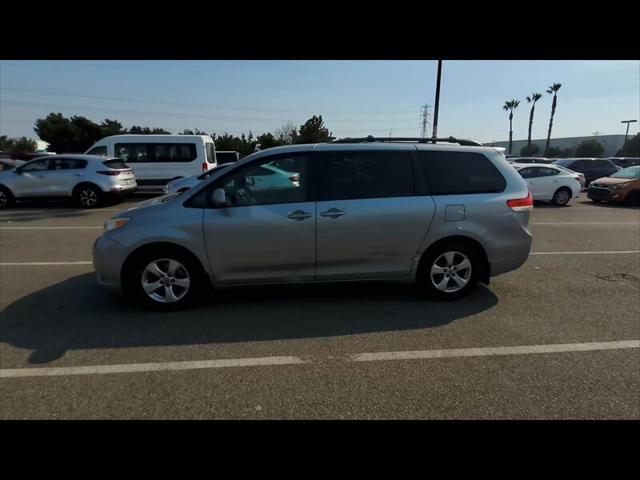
[93,137,533,310]
[163,163,235,195]
[0,155,137,209]
[85,135,217,193]
[553,165,586,189]
[607,157,640,169]
[512,163,581,206]
[552,158,619,187]
[216,151,241,164]
[587,166,640,206]
[509,157,554,164]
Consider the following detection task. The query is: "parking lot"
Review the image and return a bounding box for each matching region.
[0,194,638,419]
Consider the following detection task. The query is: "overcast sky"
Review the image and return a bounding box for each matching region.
[1,60,638,143]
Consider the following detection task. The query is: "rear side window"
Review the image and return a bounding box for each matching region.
[102,159,129,170]
[418,151,506,195]
[86,146,107,156]
[50,158,87,170]
[205,143,216,164]
[115,143,197,163]
[316,151,414,201]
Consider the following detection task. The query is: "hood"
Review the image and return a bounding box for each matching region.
[591,177,636,187]
[122,193,183,212]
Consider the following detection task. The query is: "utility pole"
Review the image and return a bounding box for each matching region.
[419,105,431,138]
[621,119,637,143]
[432,60,443,138]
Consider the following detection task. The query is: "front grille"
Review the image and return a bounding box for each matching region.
[588,186,611,200]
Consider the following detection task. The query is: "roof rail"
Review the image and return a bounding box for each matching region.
[329,136,483,147]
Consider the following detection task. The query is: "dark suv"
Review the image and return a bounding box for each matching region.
[552,158,619,186]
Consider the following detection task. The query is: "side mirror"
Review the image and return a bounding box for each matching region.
[211,188,227,207]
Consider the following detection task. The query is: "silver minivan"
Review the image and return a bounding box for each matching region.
[93,138,533,310]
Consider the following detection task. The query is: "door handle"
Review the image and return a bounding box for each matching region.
[320,208,345,219]
[287,210,312,221]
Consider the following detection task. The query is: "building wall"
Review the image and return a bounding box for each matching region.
[485,135,628,157]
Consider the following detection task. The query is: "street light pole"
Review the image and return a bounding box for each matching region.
[432,60,443,138]
[621,119,637,143]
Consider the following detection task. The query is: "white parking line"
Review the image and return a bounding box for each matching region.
[1,340,638,379]
[0,261,93,266]
[530,250,640,255]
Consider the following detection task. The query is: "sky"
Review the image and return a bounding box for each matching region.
[1,60,638,144]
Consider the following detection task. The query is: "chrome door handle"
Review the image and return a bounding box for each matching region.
[320,208,345,218]
[287,210,312,221]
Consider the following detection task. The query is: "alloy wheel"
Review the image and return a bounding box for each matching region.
[430,251,473,293]
[141,258,191,304]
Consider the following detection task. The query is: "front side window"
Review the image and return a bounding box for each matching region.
[217,153,309,207]
[317,151,414,201]
[20,159,50,172]
[419,151,506,195]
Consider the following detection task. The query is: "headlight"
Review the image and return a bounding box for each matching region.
[104,217,130,232]
[609,183,628,190]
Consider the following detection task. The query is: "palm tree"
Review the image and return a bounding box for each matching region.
[526,92,543,152]
[544,83,562,155]
[503,99,520,154]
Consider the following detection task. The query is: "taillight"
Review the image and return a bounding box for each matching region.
[507,192,533,211]
[202,162,208,172]
[97,170,121,176]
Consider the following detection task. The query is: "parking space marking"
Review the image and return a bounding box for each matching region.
[530,250,640,255]
[0,261,93,266]
[1,340,638,379]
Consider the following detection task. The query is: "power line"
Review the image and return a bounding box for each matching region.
[0,86,418,116]
[419,104,431,138]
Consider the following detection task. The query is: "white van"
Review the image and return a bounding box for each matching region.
[85,135,217,192]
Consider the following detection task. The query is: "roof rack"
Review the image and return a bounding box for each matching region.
[330,136,483,147]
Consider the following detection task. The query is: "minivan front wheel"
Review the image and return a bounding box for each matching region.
[417,242,480,300]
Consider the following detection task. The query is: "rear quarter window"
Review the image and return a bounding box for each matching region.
[418,151,506,195]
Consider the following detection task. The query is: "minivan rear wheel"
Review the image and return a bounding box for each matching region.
[417,241,480,300]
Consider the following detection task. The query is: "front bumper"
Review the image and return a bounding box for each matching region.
[588,186,626,202]
[92,233,129,294]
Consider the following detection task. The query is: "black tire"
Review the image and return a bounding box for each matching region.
[416,241,481,301]
[122,246,207,311]
[74,184,103,208]
[551,187,572,206]
[0,185,14,209]
[625,191,640,207]
[590,198,602,203]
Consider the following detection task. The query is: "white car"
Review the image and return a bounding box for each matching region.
[512,163,581,206]
[163,161,299,195]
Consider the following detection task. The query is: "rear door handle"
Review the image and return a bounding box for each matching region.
[287,210,312,221]
[320,208,345,219]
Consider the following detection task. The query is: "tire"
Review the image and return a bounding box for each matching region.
[74,184,103,208]
[625,191,640,207]
[0,185,14,209]
[551,187,572,206]
[590,198,602,203]
[416,241,481,301]
[122,246,206,311]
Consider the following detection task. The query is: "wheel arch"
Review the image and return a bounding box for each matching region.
[416,235,490,285]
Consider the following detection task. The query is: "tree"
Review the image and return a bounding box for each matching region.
[520,144,541,156]
[275,122,298,145]
[526,92,543,149]
[99,119,127,138]
[256,132,283,150]
[180,129,208,135]
[129,126,171,134]
[0,135,37,152]
[544,82,562,155]
[295,115,333,144]
[574,139,604,157]
[34,113,75,153]
[502,99,520,154]
[70,115,101,152]
[616,133,640,157]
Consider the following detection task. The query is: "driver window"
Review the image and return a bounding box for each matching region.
[21,159,50,172]
[220,154,309,207]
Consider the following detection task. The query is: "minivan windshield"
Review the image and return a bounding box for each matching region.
[610,166,640,179]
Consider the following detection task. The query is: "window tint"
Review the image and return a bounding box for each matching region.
[102,159,129,170]
[216,152,239,163]
[217,153,309,207]
[317,151,414,201]
[418,151,506,195]
[205,143,216,164]
[517,167,534,179]
[20,159,49,172]
[86,146,107,156]
[115,143,197,163]
[50,158,87,170]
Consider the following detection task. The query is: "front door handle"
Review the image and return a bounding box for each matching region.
[287,210,312,221]
[320,208,345,219]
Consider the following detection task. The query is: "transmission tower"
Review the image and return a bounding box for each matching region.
[419,104,432,138]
